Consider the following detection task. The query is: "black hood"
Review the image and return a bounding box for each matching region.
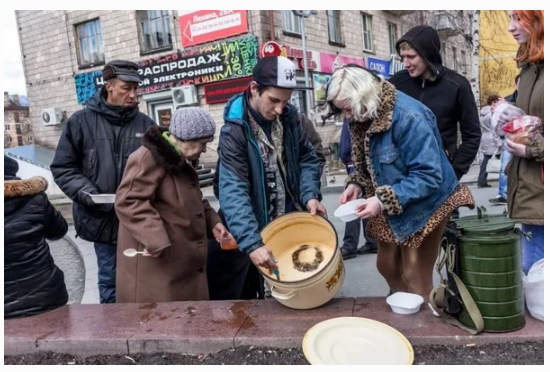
[4,155,19,178]
[396,25,444,78]
[85,86,139,125]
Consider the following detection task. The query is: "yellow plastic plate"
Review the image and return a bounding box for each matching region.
[302,317,414,365]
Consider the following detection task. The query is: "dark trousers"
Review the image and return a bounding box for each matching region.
[477,154,492,186]
[342,164,377,252]
[207,239,264,300]
[93,243,117,303]
[342,217,376,252]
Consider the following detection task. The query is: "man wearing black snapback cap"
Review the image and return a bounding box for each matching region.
[210,56,326,300]
[51,60,155,303]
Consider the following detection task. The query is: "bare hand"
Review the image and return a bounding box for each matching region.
[249,245,278,270]
[306,199,327,218]
[355,196,382,219]
[505,138,528,158]
[212,223,230,242]
[339,184,361,205]
[142,248,162,258]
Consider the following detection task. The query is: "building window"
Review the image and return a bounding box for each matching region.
[461,50,467,72]
[388,22,398,54]
[27,135,33,142]
[13,113,20,123]
[361,13,373,51]
[4,113,7,121]
[452,47,457,70]
[138,10,172,53]
[282,11,301,35]
[290,90,306,114]
[5,124,11,131]
[6,136,12,143]
[17,136,23,146]
[327,10,342,44]
[441,42,446,65]
[76,19,105,66]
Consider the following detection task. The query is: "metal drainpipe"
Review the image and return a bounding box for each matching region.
[269,10,275,41]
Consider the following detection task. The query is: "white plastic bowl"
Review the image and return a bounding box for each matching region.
[334,199,366,222]
[89,194,116,204]
[386,292,424,315]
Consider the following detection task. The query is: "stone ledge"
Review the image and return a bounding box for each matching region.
[4,298,543,357]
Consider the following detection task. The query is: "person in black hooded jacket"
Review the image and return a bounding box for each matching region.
[51,60,155,303]
[4,156,68,319]
[389,26,481,181]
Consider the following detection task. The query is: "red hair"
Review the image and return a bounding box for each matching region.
[513,10,544,64]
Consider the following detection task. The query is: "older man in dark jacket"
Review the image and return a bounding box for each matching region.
[51,60,156,303]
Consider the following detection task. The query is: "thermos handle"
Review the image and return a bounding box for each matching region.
[476,206,488,221]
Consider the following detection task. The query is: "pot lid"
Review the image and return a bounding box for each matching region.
[302,317,414,365]
[455,206,516,235]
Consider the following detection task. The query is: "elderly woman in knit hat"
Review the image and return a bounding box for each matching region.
[115,107,232,303]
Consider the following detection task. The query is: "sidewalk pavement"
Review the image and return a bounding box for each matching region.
[201,163,499,202]
[4,298,543,357]
[64,227,100,305]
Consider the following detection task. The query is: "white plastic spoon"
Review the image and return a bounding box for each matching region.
[123,248,146,257]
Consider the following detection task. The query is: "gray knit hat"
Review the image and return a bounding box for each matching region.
[169,107,216,141]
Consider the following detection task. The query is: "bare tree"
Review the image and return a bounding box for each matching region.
[478,10,519,105]
[470,10,481,109]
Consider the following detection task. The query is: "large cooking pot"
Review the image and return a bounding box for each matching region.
[259,212,344,309]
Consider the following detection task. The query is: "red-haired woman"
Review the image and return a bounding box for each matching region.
[497,10,544,273]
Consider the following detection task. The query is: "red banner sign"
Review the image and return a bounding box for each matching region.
[204,76,253,104]
[178,10,249,48]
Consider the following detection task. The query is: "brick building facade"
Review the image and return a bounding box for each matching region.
[4,92,33,148]
[16,10,473,167]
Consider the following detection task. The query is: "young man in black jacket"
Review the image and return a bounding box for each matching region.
[51,60,156,303]
[389,26,481,182]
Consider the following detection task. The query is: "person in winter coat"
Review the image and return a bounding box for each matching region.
[322,65,475,301]
[51,60,156,303]
[506,74,520,103]
[477,95,501,188]
[496,10,544,274]
[299,113,326,176]
[338,118,378,260]
[4,156,69,318]
[389,26,481,182]
[115,108,231,303]
[210,56,325,300]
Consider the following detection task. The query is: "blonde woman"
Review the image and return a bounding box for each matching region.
[320,64,474,300]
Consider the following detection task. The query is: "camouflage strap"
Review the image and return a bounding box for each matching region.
[429,238,485,335]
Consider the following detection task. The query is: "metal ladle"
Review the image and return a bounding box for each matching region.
[123,248,146,257]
